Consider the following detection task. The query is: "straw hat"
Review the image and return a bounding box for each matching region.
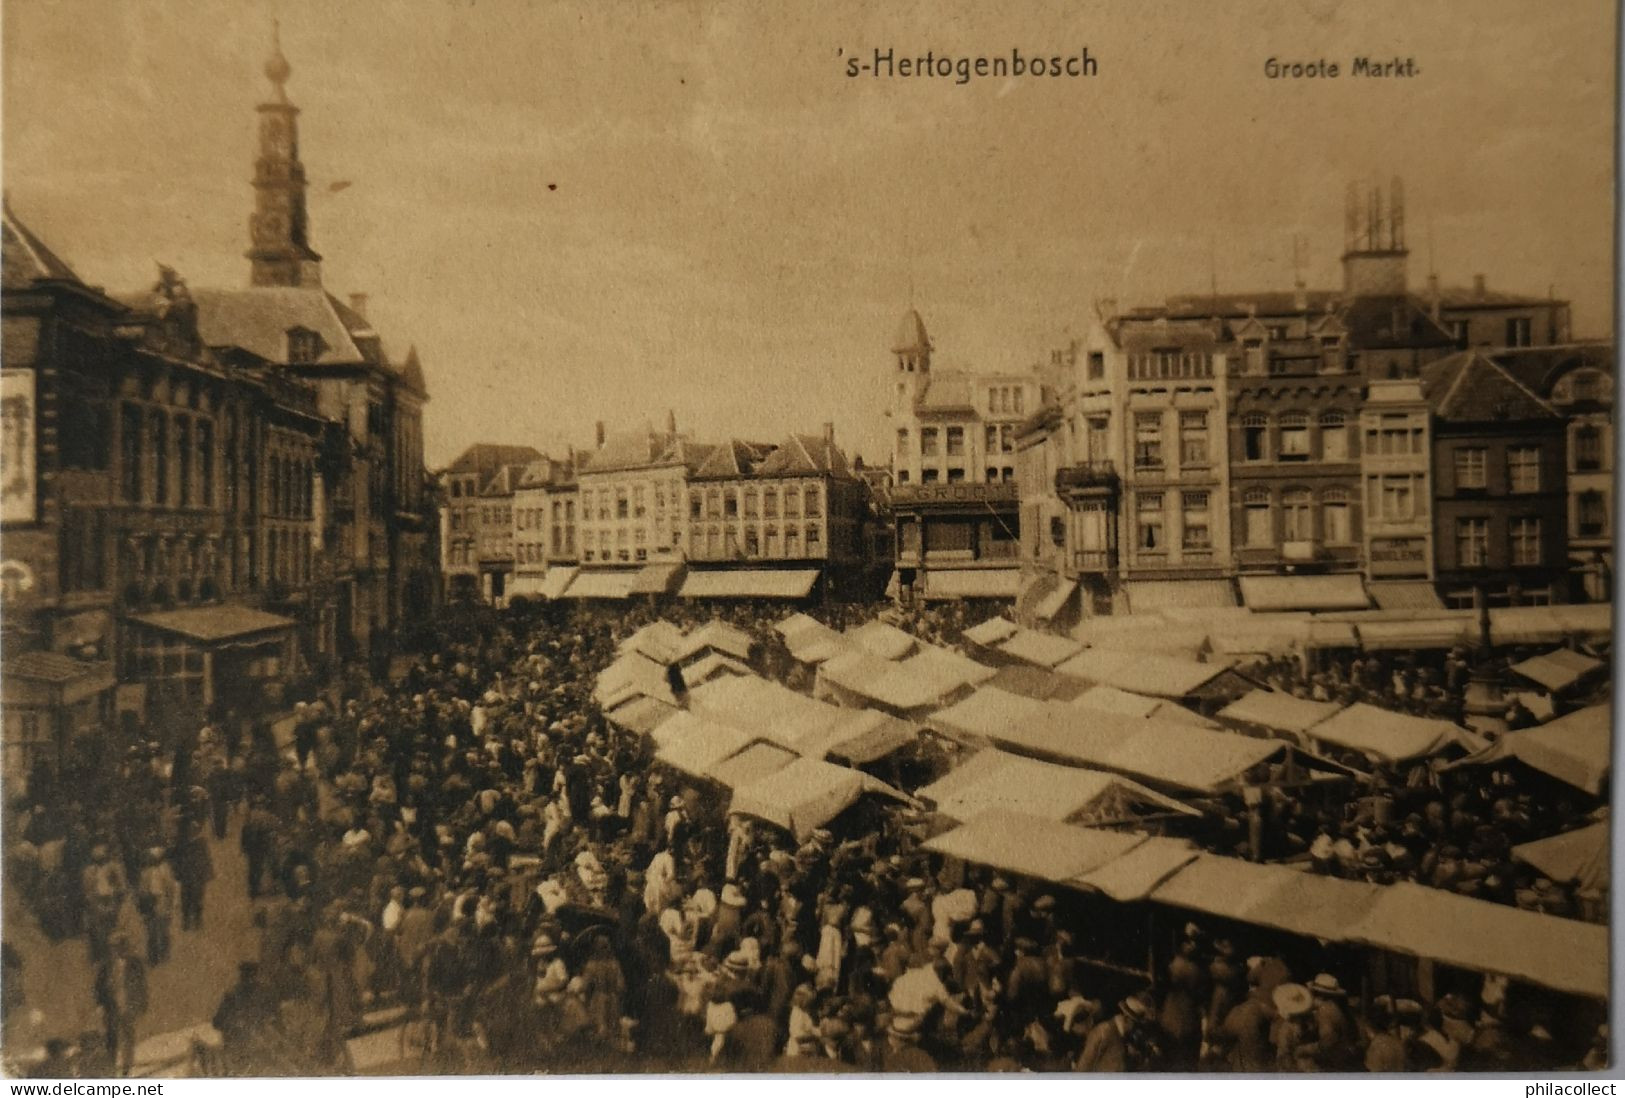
[1309,973,1347,998]
[1273,983,1313,1018]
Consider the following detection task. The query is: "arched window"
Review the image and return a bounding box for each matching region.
[1321,487,1352,543]
[1278,413,1310,461]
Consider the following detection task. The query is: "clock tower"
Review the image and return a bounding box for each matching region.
[247,22,322,287]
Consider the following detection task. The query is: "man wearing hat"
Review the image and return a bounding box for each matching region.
[136,847,180,967]
[1077,992,1151,1072]
[880,1010,937,1072]
[1159,925,1208,1069]
[1296,973,1357,1071]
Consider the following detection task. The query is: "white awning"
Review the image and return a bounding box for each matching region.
[539,566,578,600]
[922,567,1022,600]
[678,568,820,599]
[563,569,637,599]
[507,574,550,598]
[1238,573,1370,612]
[1125,579,1236,613]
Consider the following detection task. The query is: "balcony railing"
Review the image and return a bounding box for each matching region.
[1071,548,1117,572]
[1055,461,1119,494]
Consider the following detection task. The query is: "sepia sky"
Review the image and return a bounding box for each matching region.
[4,0,1615,468]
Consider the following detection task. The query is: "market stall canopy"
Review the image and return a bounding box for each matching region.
[1307,703,1482,763]
[1508,648,1605,694]
[1238,574,1371,613]
[985,664,1092,703]
[729,757,906,841]
[1055,647,1245,701]
[130,605,296,644]
[1344,882,1608,1000]
[675,620,755,665]
[905,642,998,688]
[604,695,680,737]
[680,652,752,689]
[1511,821,1609,892]
[800,708,919,765]
[686,673,846,752]
[1150,854,1385,942]
[845,620,918,661]
[1070,837,1200,902]
[917,748,1197,824]
[1549,603,1613,640]
[563,569,636,600]
[1072,685,1219,728]
[1351,615,1475,651]
[1,651,117,706]
[705,741,799,791]
[817,648,974,714]
[593,651,677,708]
[927,687,1052,746]
[963,617,1020,648]
[1446,704,1611,795]
[1069,618,1212,660]
[678,568,820,600]
[922,810,1146,883]
[619,621,686,665]
[653,718,761,778]
[775,613,849,665]
[1219,690,1346,739]
[994,628,1085,669]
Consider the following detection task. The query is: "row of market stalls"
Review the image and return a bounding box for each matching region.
[594,612,1611,1010]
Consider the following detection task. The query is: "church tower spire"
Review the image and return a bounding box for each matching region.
[247,21,322,287]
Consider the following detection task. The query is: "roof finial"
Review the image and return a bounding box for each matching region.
[265,20,292,97]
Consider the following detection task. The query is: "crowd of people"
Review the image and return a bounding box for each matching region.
[1,596,1608,1076]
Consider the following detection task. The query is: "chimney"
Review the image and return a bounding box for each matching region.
[822,421,835,446]
[348,292,368,319]
[1473,274,1487,300]
[595,421,606,448]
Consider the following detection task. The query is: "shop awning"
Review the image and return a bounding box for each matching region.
[1488,606,1569,646]
[923,809,1145,884]
[564,569,636,599]
[922,567,1022,600]
[1512,821,1609,891]
[1308,703,1481,763]
[1353,615,1476,651]
[506,573,550,598]
[628,561,685,596]
[1509,648,1605,694]
[1550,603,1613,639]
[1031,579,1078,621]
[130,605,296,644]
[678,568,820,599]
[1218,690,1345,739]
[1238,574,1370,612]
[1125,579,1237,613]
[1367,581,1445,611]
[1,651,117,706]
[538,565,578,600]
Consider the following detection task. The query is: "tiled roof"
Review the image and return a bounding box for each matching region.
[2,201,82,289]
[1339,295,1456,350]
[693,439,773,479]
[915,370,976,412]
[192,286,366,366]
[1420,351,1560,423]
[757,433,851,477]
[1122,289,1456,351]
[585,429,665,473]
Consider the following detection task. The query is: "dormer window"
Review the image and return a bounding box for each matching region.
[286,326,324,364]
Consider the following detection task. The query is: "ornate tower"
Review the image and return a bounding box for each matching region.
[890,307,932,414]
[1340,176,1408,298]
[247,23,322,287]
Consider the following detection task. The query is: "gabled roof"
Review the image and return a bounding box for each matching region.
[515,455,574,490]
[2,201,83,288]
[692,439,773,479]
[480,462,531,497]
[1339,294,1456,351]
[915,369,977,412]
[585,428,666,473]
[397,345,429,398]
[757,433,851,477]
[1420,350,1561,423]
